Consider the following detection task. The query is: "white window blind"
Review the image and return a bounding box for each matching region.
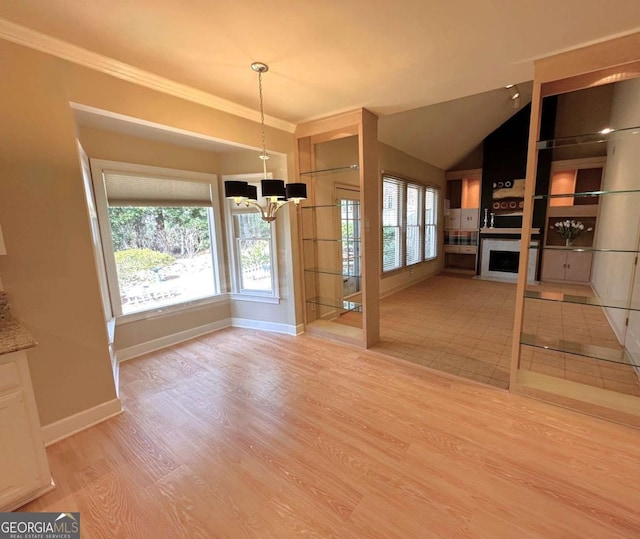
[425,187,438,260]
[406,183,422,265]
[382,177,403,272]
[104,171,213,207]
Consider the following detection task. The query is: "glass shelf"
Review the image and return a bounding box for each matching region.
[531,245,639,253]
[301,204,342,209]
[537,125,640,149]
[299,164,359,176]
[304,267,361,278]
[524,290,640,311]
[306,296,362,313]
[521,333,634,366]
[302,237,361,242]
[533,188,640,200]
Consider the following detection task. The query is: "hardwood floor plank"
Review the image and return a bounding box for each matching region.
[18,328,640,537]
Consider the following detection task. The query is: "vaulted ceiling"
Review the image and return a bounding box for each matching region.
[2,1,639,169]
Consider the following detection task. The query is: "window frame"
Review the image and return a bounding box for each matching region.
[223,173,280,303]
[90,159,225,323]
[424,186,439,261]
[381,173,440,274]
[382,176,404,273]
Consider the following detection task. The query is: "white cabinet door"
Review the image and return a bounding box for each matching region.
[0,389,43,507]
[461,209,479,230]
[445,209,461,230]
[565,251,593,283]
[541,250,568,281]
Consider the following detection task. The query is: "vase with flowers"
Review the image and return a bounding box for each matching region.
[551,219,593,246]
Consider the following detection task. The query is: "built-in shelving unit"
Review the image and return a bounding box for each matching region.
[511,31,640,427]
[444,169,481,272]
[295,110,379,347]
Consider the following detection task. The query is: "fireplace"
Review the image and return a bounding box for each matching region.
[480,238,538,282]
[489,250,520,273]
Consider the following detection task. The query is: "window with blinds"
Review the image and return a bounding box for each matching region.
[406,183,423,265]
[425,187,438,260]
[94,164,220,317]
[382,174,439,273]
[382,177,403,272]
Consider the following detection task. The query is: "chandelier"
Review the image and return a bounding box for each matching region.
[224,62,307,222]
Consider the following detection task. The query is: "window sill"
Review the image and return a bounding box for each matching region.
[116,294,230,325]
[230,293,281,305]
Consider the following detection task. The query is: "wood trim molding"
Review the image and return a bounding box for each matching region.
[117,319,232,363]
[42,398,123,446]
[230,317,300,336]
[0,18,296,133]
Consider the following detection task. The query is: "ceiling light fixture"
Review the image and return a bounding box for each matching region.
[224,62,306,222]
[599,127,614,134]
[506,84,521,109]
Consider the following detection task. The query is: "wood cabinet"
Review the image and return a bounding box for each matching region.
[540,250,593,282]
[0,350,52,511]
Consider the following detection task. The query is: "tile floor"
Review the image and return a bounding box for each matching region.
[367,272,640,396]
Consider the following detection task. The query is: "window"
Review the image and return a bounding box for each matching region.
[406,184,423,265]
[424,187,438,260]
[382,177,403,272]
[91,161,221,317]
[233,210,274,293]
[225,176,277,298]
[382,174,439,272]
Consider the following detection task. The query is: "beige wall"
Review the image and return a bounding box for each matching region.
[0,38,296,426]
[591,78,640,345]
[379,143,445,296]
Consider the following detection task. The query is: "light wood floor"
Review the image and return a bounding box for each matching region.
[20,328,640,538]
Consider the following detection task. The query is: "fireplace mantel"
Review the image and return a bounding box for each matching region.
[480,227,540,235]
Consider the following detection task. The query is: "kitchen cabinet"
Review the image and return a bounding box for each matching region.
[0,351,52,510]
[540,250,593,282]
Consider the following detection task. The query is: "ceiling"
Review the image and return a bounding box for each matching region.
[2,1,639,169]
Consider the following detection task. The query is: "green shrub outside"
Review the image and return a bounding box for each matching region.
[114,249,175,284]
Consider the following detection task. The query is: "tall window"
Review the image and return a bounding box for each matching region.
[425,187,438,260]
[406,183,423,265]
[382,174,439,272]
[382,177,403,272]
[226,177,277,297]
[232,210,274,294]
[92,162,220,317]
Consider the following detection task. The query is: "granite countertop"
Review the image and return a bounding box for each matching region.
[0,292,37,355]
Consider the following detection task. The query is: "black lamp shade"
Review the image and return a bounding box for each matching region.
[261,179,286,199]
[224,180,248,199]
[285,183,307,200]
[246,184,258,201]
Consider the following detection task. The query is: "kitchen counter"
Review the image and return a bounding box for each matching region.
[0,292,37,355]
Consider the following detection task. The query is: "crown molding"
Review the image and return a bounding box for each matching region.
[0,18,296,133]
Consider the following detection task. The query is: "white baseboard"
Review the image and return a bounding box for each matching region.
[116,319,231,362]
[42,398,123,447]
[231,317,299,335]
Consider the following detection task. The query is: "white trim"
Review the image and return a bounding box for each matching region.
[117,319,231,362]
[42,398,123,446]
[230,293,281,304]
[0,18,295,133]
[231,317,298,335]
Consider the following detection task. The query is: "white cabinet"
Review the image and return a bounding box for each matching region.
[461,209,479,230]
[541,250,593,283]
[0,351,52,511]
[445,209,461,230]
